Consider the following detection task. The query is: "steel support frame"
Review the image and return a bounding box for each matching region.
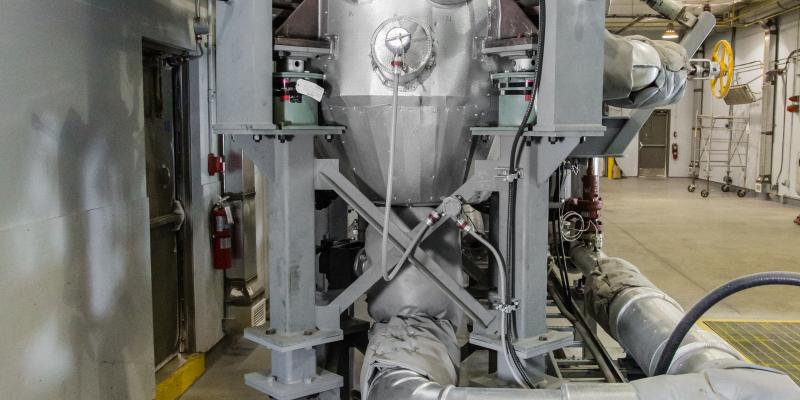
[233,134,343,400]
[485,136,580,382]
[315,160,497,328]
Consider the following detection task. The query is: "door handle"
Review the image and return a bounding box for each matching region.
[149,200,186,231]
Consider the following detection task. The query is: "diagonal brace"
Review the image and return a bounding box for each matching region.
[317,163,496,327]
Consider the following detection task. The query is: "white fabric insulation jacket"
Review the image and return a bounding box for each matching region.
[603,31,690,109]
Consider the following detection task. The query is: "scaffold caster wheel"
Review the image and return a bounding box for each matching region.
[688,184,696,193]
[721,184,731,192]
[701,190,710,198]
[737,189,747,198]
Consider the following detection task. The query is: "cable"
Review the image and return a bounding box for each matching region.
[466,230,528,388]
[654,271,800,376]
[386,224,429,281]
[548,272,624,383]
[380,69,402,281]
[503,0,545,366]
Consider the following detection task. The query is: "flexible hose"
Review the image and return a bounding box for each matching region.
[380,71,401,281]
[466,230,528,388]
[654,271,800,376]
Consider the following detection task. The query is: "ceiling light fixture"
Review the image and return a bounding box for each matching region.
[662,23,679,40]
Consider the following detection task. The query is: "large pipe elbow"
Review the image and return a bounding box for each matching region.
[362,313,800,399]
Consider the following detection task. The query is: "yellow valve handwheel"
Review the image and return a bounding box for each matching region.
[711,40,734,99]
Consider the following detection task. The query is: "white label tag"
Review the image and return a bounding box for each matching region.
[296,79,325,102]
[224,206,234,225]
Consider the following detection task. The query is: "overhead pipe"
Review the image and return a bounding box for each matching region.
[726,0,800,26]
[638,0,698,27]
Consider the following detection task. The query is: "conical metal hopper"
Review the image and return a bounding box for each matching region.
[312,0,498,205]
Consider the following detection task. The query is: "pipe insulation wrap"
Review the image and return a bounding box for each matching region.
[361,315,800,399]
[569,244,741,375]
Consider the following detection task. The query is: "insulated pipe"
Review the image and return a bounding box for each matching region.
[366,369,638,400]
[734,0,800,25]
[639,0,698,27]
[569,244,741,375]
[365,348,800,400]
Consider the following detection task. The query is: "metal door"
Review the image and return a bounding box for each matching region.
[638,109,670,177]
[144,48,189,368]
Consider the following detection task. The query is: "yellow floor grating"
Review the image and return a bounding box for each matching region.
[702,320,800,384]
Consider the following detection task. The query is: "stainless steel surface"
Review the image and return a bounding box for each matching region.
[312,0,498,204]
[0,1,205,398]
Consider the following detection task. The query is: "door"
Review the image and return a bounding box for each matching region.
[143,47,190,369]
[638,109,670,177]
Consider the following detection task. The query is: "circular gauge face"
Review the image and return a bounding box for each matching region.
[385,27,412,55]
[371,16,434,84]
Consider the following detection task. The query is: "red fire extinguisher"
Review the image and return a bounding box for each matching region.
[211,197,233,270]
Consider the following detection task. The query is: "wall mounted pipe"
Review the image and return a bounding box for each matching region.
[569,244,741,375]
[730,0,800,26]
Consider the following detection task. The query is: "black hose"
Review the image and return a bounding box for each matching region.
[501,1,545,388]
[654,271,800,376]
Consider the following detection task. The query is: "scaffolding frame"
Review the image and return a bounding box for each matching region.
[688,113,751,198]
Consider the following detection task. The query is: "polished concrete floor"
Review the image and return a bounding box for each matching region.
[181,177,800,399]
[602,177,800,320]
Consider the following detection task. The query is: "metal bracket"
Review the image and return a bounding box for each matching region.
[245,370,342,400]
[495,167,522,183]
[214,124,345,137]
[493,298,520,314]
[244,326,343,353]
[470,330,573,360]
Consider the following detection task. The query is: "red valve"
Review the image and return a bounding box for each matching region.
[208,153,225,176]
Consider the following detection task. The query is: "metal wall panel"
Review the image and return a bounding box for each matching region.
[0,1,214,397]
[0,198,155,399]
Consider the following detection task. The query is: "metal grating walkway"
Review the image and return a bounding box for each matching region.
[703,320,800,384]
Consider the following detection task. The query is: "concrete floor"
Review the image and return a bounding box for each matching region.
[182,177,800,399]
[602,177,800,320]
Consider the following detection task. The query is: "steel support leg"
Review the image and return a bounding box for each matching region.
[235,135,343,400]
